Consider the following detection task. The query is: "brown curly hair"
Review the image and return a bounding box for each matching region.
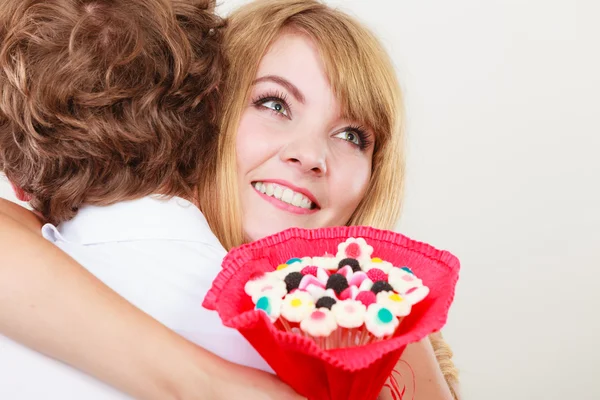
[0,0,224,224]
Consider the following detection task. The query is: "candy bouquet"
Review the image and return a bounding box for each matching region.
[203,226,459,400]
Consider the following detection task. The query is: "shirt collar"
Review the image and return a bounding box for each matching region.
[50,196,221,246]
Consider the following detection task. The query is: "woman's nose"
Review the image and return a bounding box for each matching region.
[279,135,327,176]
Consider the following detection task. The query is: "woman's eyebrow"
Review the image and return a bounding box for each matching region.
[252,75,306,104]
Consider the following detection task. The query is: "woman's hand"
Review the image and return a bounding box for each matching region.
[210,362,306,400]
[378,337,455,400]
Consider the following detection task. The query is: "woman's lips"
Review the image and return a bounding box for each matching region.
[252,182,319,215]
[254,179,320,208]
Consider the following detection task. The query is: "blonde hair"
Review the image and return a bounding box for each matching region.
[199,0,458,395]
[202,0,404,249]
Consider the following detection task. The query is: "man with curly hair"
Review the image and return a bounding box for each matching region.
[0,1,299,399]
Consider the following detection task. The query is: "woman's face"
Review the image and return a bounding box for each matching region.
[236,32,374,241]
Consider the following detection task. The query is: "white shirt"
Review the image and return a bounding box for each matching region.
[0,196,270,399]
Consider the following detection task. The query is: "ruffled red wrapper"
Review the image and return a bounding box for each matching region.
[203,226,460,400]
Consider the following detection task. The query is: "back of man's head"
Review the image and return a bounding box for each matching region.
[0,0,224,223]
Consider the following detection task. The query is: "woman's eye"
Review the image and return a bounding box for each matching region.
[334,130,361,146]
[261,100,288,116]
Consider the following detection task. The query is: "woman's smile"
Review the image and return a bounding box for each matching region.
[251,179,320,214]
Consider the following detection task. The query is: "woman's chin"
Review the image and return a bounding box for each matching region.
[242,205,319,242]
[244,226,289,243]
[244,221,310,243]
[243,211,351,243]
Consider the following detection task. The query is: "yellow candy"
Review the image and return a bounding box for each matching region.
[276,264,288,271]
[389,293,403,302]
[291,299,302,307]
[371,257,383,263]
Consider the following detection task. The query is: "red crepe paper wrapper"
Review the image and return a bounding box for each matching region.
[203,226,459,400]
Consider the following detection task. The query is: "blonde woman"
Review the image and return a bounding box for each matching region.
[0,0,458,399]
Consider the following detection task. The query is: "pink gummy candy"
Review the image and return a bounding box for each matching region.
[301,266,318,277]
[299,275,325,291]
[340,288,353,300]
[345,243,361,258]
[348,271,368,287]
[355,291,377,307]
[337,265,354,278]
[366,268,387,283]
[339,287,358,300]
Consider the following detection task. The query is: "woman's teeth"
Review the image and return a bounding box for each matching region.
[253,182,314,210]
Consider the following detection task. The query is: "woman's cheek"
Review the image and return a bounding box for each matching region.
[236,113,270,172]
[331,159,372,216]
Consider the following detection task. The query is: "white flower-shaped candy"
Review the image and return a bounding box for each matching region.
[331,299,366,328]
[300,308,338,337]
[336,237,373,265]
[245,272,287,303]
[388,267,424,294]
[365,304,399,338]
[281,291,315,323]
[254,294,283,322]
[376,291,412,317]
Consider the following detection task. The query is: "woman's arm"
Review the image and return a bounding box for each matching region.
[0,208,304,400]
[0,197,43,232]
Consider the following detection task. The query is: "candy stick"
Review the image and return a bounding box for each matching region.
[280,318,292,332]
[360,329,370,346]
[348,328,355,347]
[339,328,346,348]
[275,319,285,331]
[293,327,307,337]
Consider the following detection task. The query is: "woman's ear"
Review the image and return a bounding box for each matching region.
[9,181,31,202]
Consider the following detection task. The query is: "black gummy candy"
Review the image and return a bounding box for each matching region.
[284,272,303,292]
[338,258,361,273]
[371,280,393,294]
[326,273,349,295]
[315,296,337,310]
